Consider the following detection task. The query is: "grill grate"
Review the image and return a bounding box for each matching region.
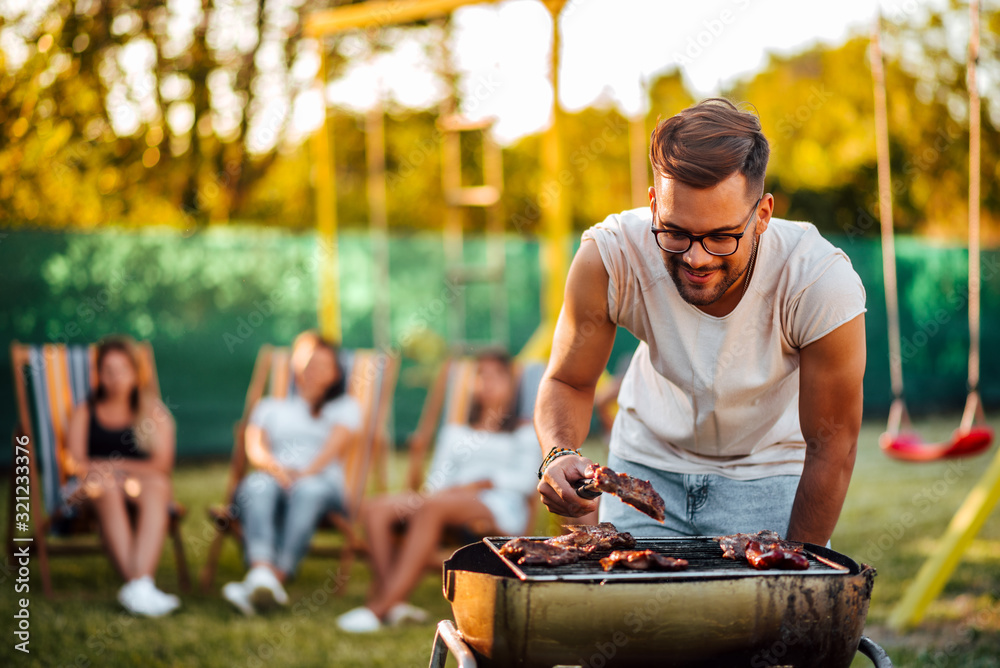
[483,536,851,582]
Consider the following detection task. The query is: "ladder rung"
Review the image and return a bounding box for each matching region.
[437,115,496,132]
[446,185,499,207]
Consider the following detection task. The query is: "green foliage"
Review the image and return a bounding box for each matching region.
[2,3,997,237]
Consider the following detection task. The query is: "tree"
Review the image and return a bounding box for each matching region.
[0,0,377,227]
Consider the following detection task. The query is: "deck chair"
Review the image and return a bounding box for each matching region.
[8,342,191,598]
[198,346,399,592]
[405,357,545,563]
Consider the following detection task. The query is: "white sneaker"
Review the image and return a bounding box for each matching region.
[385,602,429,626]
[336,606,383,633]
[222,581,255,616]
[118,578,177,617]
[139,577,181,612]
[244,566,288,611]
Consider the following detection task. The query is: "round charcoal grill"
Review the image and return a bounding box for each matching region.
[430,536,893,668]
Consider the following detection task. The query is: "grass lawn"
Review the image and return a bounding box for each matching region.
[2,414,999,667]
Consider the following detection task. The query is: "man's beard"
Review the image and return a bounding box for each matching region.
[665,248,752,307]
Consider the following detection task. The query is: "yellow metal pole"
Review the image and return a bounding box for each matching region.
[305,0,497,36]
[313,48,342,343]
[542,0,568,333]
[888,446,1000,629]
[306,0,495,345]
[520,0,568,361]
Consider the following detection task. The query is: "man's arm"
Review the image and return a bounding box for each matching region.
[535,240,618,518]
[786,314,866,544]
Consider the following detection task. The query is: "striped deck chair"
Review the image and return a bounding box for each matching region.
[405,356,546,542]
[8,342,191,598]
[198,345,399,592]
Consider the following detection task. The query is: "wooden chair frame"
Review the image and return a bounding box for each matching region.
[7,341,191,597]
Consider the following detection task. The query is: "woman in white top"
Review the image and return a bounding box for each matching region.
[337,349,540,632]
[222,331,361,616]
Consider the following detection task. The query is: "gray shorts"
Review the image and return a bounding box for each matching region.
[597,452,801,537]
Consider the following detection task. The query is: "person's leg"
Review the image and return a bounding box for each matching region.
[366,489,496,619]
[273,474,344,580]
[130,471,172,579]
[597,452,692,536]
[234,471,284,570]
[689,473,800,538]
[85,468,136,580]
[362,492,422,592]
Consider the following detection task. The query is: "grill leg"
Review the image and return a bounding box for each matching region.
[857,636,893,668]
[429,620,477,668]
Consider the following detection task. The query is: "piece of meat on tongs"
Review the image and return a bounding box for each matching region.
[574,466,666,523]
[716,530,808,570]
[599,549,689,572]
[498,537,587,566]
[547,522,637,550]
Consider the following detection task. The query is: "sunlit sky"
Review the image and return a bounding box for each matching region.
[318,0,940,144]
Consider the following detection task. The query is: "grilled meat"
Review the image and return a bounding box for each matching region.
[548,522,637,550]
[498,523,637,567]
[717,530,785,560]
[599,550,689,572]
[745,540,810,570]
[716,530,809,570]
[585,466,666,523]
[498,537,587,566]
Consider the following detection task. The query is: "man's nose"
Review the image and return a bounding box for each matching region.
[682,241,713,268]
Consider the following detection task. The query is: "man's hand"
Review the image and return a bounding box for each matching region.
[537,454,600,518]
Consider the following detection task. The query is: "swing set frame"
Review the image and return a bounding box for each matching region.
[870,0,999,630]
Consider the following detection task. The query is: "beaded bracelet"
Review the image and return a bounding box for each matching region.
[537,446,582,480]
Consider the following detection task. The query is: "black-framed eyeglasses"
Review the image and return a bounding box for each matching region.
[650,195,762,257]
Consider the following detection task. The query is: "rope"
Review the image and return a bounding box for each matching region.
[968,0,981,392]
[870,13,905,400]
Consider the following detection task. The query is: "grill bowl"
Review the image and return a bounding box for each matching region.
[443,537,876,668]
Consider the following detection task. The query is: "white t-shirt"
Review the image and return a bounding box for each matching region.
[582,208,867,480]
[425,423,541,535]
[248,394,362,475]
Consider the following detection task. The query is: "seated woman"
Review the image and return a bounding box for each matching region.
[222,331,361,616]
[337,349,540,632]
[65,335,179,617]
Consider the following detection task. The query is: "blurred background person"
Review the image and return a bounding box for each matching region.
[222,331,360,616]
[337,349,540,633]
[65,335,179,617]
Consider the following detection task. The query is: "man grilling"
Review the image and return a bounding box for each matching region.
[535,98,866,546]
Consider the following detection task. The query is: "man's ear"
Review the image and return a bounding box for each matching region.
[755,193,775,234]
[648,186,655,203]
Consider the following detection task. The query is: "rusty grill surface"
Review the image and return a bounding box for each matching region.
[484,536,853,582]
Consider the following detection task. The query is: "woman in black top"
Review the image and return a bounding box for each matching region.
[66,336,179,617]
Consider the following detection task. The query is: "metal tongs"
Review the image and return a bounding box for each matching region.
[572,477,602,500]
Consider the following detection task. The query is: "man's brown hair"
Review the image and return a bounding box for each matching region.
[649,98,769,198]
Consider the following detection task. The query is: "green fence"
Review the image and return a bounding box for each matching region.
[1,227,998,462]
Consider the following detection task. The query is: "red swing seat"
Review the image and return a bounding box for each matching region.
[880,393,993,462]
[879,426,994,462]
